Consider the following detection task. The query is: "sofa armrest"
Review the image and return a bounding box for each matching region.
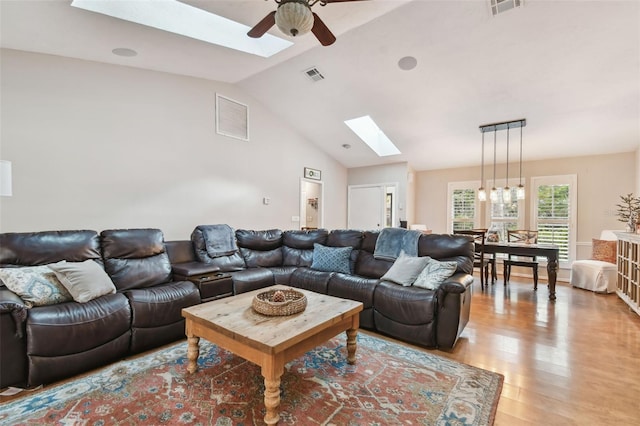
[435,273,473,350]
[172,262,221,278]
[437,272,472,295]
[0,288,28,337]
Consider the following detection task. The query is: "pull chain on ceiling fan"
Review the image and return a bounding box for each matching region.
[247,0,369,46]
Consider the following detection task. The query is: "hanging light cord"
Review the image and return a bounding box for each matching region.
[481,132,485,185]
[519,124,523,185]
[505,125,510,188]
[493,130,497,188]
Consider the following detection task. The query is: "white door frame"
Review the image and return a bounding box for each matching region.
[300,178,324,229]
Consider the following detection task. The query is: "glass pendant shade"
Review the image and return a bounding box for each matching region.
[503,187,511,203]
[275,2,314,37]
[516,184,525,200]
[478,188,487,201]
[490,187,498,202]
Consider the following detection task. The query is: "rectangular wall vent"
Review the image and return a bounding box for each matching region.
[304,67,325,82]
[490,0,522,16]
[216,94,249,141]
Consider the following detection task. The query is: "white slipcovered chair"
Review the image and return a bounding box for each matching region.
[570,230,618,293]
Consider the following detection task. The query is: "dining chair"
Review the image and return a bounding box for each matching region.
[453,229,494,288]
[504,229,539,289]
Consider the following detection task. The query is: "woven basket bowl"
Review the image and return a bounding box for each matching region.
[252,288,307,316]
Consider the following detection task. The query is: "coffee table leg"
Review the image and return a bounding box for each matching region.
[346,328,358,364]
[186,336,200,374]
[262,357,284,425]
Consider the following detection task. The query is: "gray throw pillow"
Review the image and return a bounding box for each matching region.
[49,260,117,303]
[311,243,352,274]
[413,257,458,290]
[380,252,430,287]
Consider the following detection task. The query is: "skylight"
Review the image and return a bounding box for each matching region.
[71,0,292,58]
[344,116,401,157]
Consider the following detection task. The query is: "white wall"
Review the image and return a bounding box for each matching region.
[0,49,348,240]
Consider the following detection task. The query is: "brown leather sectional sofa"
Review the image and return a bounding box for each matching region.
[0,226,474,390]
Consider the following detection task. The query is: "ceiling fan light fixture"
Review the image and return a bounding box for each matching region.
[275,1,314,37]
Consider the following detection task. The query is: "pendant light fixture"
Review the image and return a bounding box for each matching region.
[478,118,526,203]
[489,129,498,203]
[478,132,487,201]
[503,125,511,203]
[516,124,526,200]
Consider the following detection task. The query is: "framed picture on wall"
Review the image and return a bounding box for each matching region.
[304,167,321,180]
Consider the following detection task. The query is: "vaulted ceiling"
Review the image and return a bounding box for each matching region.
[2,0,638,170]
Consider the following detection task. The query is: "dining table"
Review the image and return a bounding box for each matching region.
[482,241,560,300]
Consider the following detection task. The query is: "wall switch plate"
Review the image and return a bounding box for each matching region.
[263,197,270,205]
[291,215,300,222]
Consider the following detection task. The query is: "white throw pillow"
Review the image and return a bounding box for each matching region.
[49,260,116,303]
[381,252,430,287]
[413,257,458,290]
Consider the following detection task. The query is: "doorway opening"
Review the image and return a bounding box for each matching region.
[300,179,323,230]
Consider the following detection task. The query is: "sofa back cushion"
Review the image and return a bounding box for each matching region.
[191,226,246,271]
[355,231,394,278]
[101,229,172,291]
[282,229,328,267]
[236,229,283,268]
[0,230,101,267]
[417,234,474,274]
[326,229,363,274]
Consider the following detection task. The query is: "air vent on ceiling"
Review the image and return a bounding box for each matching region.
[490,0,522,16]
[304,67,325,82]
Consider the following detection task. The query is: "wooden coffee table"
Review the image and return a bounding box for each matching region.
[181,285,363,425]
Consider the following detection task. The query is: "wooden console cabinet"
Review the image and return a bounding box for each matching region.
[615,232,640,315]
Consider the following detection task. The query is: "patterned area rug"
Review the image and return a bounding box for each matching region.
[1,333,503,425]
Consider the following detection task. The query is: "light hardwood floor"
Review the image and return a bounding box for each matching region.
[373,275,640,425]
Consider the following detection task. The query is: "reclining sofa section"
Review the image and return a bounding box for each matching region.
[0,226,474,390]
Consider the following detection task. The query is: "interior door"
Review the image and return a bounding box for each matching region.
[348,185,385,230]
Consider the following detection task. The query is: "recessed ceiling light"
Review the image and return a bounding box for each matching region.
[398,56,417,71]
[112,48,137,57]
[71,0,292,58]
[344,116,401,157]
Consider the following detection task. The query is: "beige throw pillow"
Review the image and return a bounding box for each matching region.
[49,260,116,303]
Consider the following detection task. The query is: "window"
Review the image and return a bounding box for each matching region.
[488,183,524,241]
[531,175,577,265]
[447,181,481,232]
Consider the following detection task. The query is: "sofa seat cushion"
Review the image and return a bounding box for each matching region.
[26,293,131,356]
[267,266,298,285]
[289,268,333,294]
[231,268,274,294]
[374,281,436,325]
[125,281,199,328]
[327,273,377,309]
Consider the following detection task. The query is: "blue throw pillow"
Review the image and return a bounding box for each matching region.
[311,243,352,274]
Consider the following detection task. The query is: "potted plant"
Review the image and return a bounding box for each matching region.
[616,193,640,232]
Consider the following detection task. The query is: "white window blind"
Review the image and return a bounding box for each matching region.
[532,175,577,264]
[447,181,480,232]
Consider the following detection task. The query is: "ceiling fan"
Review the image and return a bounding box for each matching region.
[247,0,369,46]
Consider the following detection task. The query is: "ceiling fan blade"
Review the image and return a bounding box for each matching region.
[311,13,336,46]
[247,11,276,38]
